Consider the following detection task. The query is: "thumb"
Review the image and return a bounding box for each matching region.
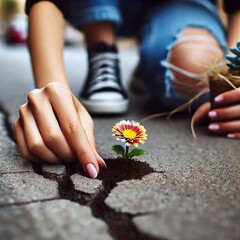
[192,102,211,124]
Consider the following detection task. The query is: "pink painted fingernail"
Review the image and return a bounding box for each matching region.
[227,134,235,138]
[215,95,224,102]
[208,111,217,118]
[85,163,98,178]
[209,124,220,130]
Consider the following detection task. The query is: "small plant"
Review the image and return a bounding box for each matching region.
[226,41,240,71]
[110,120,148,160]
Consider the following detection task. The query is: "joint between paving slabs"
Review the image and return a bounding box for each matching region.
[30,159,165,240]
[0,198,60,208]
[0,105,166,240]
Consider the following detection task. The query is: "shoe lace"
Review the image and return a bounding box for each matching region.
[88,52,120,93]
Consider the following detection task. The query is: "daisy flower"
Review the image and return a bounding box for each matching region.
[112,120,147,147]
[111,120,148,159]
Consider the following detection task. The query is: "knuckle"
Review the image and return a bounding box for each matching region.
[43,131,59,144]
[63,121,80,136]
[28,140,44,154]
[18,104,27,118]
[27,91,40,106]
[44,83,62,97]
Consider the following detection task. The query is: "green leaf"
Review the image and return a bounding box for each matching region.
[128,148,148,158]
[110,145,125,158]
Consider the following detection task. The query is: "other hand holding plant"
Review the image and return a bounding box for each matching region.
[110,120,148,160]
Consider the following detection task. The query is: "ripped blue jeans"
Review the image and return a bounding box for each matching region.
[136,0,227,110]
[66,0,227,109]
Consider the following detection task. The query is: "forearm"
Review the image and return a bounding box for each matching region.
[227,11,240,50]
[28,2,69,88]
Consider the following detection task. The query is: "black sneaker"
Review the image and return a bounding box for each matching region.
[79,42,129,114]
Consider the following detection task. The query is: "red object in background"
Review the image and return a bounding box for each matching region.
[6,15,28,44]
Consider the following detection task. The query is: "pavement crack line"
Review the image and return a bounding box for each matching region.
[31,158,165,240]
[0,198,60,208]
[0,108,166,239]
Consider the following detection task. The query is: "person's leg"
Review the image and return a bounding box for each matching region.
[67,0,129,114]
[166,27,224,99]
[138,0,227,110]
[84,22,116,47]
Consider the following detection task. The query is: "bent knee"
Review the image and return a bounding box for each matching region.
[168,27,224,96]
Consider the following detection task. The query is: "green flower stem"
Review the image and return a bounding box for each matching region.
[125,145,129,159]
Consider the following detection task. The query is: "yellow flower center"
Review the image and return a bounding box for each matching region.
[123,129,137,139]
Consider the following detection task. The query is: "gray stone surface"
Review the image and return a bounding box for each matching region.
[0,172,59,205]
[70,174,103,195]
[105,166,240,214]
[0,39,240,240]
[42,164,67,181]
[133,210,240,240]
[0,200,113,240]
[105,169,240,239]
[0,113,33,174]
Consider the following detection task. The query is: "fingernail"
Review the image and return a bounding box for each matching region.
[227,133,235,138]
[85,163,98,178]
[209,124,220,130]
[215,95,224,102]
[208,111,217,118]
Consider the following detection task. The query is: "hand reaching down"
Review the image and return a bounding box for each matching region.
[14,82,106,178]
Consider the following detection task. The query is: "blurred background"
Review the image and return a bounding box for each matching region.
[0,0,83,45]
[0,0,138,123]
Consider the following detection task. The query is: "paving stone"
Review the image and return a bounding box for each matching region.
[70,174,103,203]
[70,174,103,195]
[0,153,33,174]
[133,209,240,240]
[1,39,240,240]
[106,167,240,213]
[0,172,59,206]
[42,164,67,181]
[105,169,240,239]
[0,199,113,240]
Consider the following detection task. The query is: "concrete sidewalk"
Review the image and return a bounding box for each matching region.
[0,40,239,240]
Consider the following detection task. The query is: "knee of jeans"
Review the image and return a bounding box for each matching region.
[167,27,224,97]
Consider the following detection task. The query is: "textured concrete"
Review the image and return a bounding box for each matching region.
[0,200,113,240]
[70,173,103,195]
[0,39,239,240]
[133,210,240,240]
[0,172,59,206]
[42,164,67,181]
[0,113,33,174]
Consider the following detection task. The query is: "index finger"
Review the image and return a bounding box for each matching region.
[45,84,99,178]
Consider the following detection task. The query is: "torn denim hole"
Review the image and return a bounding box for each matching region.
[161,34,217,99]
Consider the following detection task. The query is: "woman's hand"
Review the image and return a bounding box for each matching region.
[13,82,106,178]
[193,88,240,138]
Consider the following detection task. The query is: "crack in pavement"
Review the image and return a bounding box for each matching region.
[0,108,164,239]
[32,159,166,240]
[0,198,60,208]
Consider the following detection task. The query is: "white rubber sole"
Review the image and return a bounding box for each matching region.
[80,98,129,114]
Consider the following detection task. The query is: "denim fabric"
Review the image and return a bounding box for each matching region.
[66,0,226,109]
[137,0,226,110]
[25,0,225,109]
